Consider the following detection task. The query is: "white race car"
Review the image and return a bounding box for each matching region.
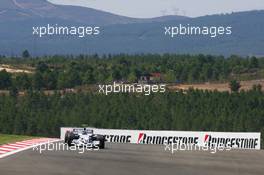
[64,128,105,149]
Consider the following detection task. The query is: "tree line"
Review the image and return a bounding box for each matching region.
[0,54,263,91]
[0,89,263,147]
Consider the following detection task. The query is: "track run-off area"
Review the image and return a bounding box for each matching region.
[0,142,264,175]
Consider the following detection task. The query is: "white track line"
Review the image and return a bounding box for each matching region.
[0,147,15,151]
[11,143,32,146]
[0,150,7,154]
[7,144,27,147]
[1,145,22,149]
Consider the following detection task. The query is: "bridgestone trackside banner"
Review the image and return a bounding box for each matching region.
[60,128,261,150]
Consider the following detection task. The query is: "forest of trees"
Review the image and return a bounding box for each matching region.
[0,54,263,148]
[0,89,263,147]
[0,54,263,91]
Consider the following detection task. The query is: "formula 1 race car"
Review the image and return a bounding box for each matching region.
[64,128,106,149]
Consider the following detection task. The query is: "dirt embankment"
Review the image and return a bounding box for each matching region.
[0,64,34,74]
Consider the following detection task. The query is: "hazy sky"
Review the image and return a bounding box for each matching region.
[48,0,264,18]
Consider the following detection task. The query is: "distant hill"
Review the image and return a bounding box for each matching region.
[0,0,263,56]
[0,0,187,25]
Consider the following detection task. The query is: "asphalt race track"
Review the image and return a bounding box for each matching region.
[0,142,263,175]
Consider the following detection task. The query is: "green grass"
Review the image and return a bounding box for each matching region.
[0,134,36,145]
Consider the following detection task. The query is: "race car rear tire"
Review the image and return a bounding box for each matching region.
[99,140,105,149]
[67,132,76,147]
[64,131,70,143]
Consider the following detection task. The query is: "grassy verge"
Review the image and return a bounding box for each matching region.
[0,134,36,145]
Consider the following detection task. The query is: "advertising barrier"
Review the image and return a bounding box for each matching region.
[60,127,261,150]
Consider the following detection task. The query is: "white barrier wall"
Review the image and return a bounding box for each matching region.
[60,127,261,150]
